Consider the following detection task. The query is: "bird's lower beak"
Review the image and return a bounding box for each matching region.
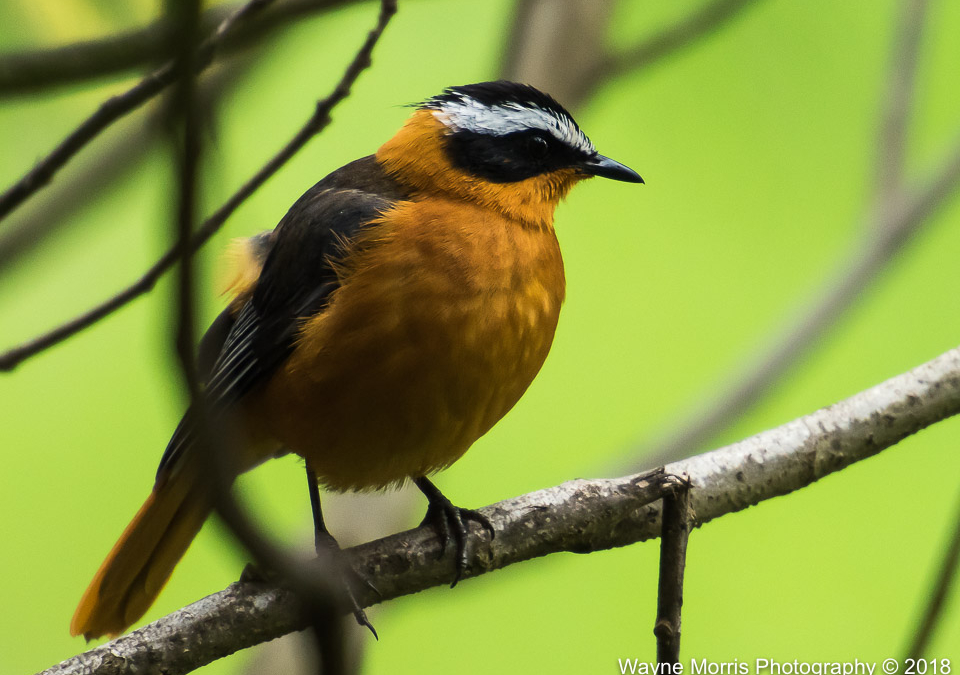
[581,154,644,183]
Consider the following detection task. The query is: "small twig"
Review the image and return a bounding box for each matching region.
[903,489,960,660]
[654,478,691,665]
[0,0,364,96]
[0,0,276,225]
[0,0,397,373]
[37,342,960,675]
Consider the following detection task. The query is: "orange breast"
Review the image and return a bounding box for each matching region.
[249,198,565,491]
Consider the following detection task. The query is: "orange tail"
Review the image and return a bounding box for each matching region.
[71,469,209,640]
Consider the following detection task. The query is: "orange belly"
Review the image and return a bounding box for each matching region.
[248,198,565,491]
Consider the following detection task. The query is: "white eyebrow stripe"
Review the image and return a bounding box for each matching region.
[431,97,596,155]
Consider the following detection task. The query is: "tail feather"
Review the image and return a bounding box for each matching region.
[70,471,210,640]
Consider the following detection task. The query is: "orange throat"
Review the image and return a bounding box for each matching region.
[375,109,586,229]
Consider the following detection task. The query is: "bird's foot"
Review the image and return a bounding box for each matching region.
[415,478,495,587]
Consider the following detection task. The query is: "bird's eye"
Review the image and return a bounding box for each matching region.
[527,135,549,160]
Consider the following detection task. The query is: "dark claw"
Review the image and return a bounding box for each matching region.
[314,528,379,639]
[415,477,496,587]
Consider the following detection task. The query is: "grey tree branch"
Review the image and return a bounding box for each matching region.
[637,0,951,466]
[0,0,364,96]
[39,344,960,675]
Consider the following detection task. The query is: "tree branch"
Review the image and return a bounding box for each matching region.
[0,0,365,96]
[654,482,691,664]
[39,343,960,675]
[0,0,396,373]
[0,0,276,225]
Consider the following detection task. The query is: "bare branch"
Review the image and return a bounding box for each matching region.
[654,480,691,664]
[40,344,960,675]
[0,0,275,225]
[638,0,950,466]
[0,0,396,373]
[903,489,960,660]
[0,0,364,96]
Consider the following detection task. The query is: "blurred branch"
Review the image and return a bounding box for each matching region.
[637,0,947,466]
[876,0,928,201]
[163,3,398,674]
[501,0,765,109]
[0,0,396,373]
[0,0,365,96]
[500,0,616,107]
[39,343,960,675]
[0,0,275,226]
[903,489,960,660]
[0,58,252,273]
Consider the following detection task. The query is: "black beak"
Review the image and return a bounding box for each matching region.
[581,154,644,183]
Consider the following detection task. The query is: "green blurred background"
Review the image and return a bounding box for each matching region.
[1,0,959,673]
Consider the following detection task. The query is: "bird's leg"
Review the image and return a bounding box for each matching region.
[306,465,378,639]
[414,476,495,587]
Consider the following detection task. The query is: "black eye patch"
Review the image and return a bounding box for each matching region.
[442,130,586,183]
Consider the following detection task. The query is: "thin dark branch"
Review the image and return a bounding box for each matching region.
[162,3,398,674]
[0,0,364,96]
[167,0,205,424]
[0,0,396,373]
[904,490,960,660]
[0,0,275,226]
[0,59,252,272]
[654,481,691,665]
[38,343,960,675]
[636,0,947,466]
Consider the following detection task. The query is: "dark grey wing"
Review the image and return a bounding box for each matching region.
[156,157,409,482]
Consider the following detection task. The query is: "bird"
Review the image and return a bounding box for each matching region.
[70,80,643,640]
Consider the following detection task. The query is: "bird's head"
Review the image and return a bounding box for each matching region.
[376,81,642,228]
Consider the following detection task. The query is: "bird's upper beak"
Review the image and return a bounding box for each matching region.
[581,154,644,183]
